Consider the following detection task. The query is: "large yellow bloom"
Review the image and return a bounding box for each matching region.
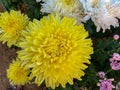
[18,13,93,89]
[0,10,29,47]
[7,60,30,85]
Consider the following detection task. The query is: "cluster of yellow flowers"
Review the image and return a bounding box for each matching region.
[0,10,93,89]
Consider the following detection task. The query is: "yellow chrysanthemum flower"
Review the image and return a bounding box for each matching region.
[7,60,30,85]
[18,13,93,89]
[0,10,29,47]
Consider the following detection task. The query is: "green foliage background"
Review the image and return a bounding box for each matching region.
[1,0,120,90]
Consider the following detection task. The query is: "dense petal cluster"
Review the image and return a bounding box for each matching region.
[18,13,93,89]
[97,78,115,90]
[110,53,120,70]
[40,0,120,32]
[0,10,29,47]
[97,71,115,90]
[98,71,105,79]
[41,0,85,24]
[7,60,30,85]
[80,0,120,32]
[110,61,120,70]
[109,53,120,70]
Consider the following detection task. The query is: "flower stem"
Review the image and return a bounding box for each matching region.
[105,69,112,74]
[0,0,7,11]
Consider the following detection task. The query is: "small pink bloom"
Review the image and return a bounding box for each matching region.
[113,34,119,40]
[110,61,120,70]
[98,71,105,78]
[98,78,115,90]
[113,53,120,61]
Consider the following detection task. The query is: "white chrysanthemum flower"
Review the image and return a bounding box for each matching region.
[41,0,85,24]
[93,13,119,32]
[107,0,120,18]
[80,0,120,32]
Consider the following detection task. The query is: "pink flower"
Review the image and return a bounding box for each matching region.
[113,34,120,40]
[97,78,115,90]
[113,53,120,61]
[110,53,120,70]
[110,61,120,70]
[98,71,105,78]
[109,58,114,62]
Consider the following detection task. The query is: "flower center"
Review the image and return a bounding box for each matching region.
[61,0,75,5]
[41,33,74,63]
[3,17,21,32]
[14,67,26,79]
